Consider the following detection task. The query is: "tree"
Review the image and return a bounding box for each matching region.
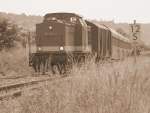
[0,19,19,50]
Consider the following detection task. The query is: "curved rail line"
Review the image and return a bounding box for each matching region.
[0,76,61,101]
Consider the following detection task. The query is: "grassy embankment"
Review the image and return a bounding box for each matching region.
[0,54,150,113]
[0,46,32,77]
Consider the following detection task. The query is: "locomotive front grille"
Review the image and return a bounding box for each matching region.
[36,22,65,51]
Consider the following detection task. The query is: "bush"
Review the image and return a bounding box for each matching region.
[0,19,20,50]
[0,46,33,77]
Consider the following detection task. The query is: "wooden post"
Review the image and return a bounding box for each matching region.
[134,43,137,64]
[130,20,141,64]
[28,32,32,66]
[28,32,31,55]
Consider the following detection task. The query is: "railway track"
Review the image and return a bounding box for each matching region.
[0,75,61,101]
[1,54,145,101]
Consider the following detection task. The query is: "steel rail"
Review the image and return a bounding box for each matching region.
[0,76,59,101]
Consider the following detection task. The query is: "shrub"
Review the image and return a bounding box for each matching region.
[0,19,20,50]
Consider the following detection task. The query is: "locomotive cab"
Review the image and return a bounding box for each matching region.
[36,13,90,53]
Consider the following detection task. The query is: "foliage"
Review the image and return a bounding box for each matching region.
[0,19,19,50]
[0,47,33,76]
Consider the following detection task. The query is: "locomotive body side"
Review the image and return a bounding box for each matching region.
[85,20,112,60]
[111,29,132,60]
[86,20,132,61]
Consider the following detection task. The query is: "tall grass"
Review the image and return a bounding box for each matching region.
[1,56,150,113]
[0,45,32,77]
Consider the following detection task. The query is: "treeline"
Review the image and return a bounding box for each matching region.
[0,18,29,51]
[0,12,43,31]
[0,12,42,50]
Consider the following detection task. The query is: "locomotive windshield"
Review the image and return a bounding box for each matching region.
[70,17,77,23]
[45,16,78,23]
[44,13,81,23]
[46,17,57,21]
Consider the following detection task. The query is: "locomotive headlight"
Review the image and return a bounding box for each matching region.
[49,26,53,30]
[60,46,64,51]
[38,47,42,51]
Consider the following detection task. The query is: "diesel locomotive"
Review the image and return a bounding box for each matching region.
[29,12,132,74]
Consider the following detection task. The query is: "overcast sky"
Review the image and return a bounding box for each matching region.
[0,0,149,23]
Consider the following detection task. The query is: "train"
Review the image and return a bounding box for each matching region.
[29,12,132,74]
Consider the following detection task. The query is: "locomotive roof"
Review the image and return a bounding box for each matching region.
[92,22,109,30]
[86,20,109,30]
[44,12,82,19]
